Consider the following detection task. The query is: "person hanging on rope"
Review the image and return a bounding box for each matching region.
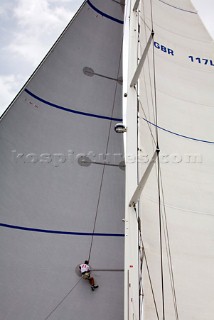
[79,260,99,291]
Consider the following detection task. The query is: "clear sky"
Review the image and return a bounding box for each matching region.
[0,0,214,115]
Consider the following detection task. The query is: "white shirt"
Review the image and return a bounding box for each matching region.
[79,263,90,274]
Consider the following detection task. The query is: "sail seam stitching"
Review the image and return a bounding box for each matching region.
[24,89,122,122]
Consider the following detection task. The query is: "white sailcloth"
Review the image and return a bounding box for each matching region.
[0,1,125,319]
[137,0,214,319]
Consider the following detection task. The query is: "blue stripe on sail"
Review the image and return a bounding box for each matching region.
[158,0,197,14]
[87,0,124,24]
[143,118,214,144]
[25,89,122,122]
[0,223,125,237]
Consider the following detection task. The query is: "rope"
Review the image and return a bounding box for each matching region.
[160,171,179,320]
[150,2,179,318]
[151,40,158,145]
[43,278,82,320]
[157,156,165,320]
[139,99,156,145]
[88,42,123,262]
[148,1,166,318]
[144,248,160,320]
[134,209,160,320]
[138,1,180,319]
[139,15,153,33]
[88,165,105,262]
[136,3,160,319]
[43,2,124,318]
[150,0,154,31]
[41,3,125,320]
[139,1,157,146]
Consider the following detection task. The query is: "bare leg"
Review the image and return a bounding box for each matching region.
[89,277,95,286]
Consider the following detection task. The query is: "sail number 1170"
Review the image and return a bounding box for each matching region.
[188,56,214,66]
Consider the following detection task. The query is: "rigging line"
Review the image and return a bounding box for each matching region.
[88,43,123,262]
[151,37,159,145]
[141,4,165,319]
[150,0,154,32]
[138,99,156,145]
[43,278,82,320]
[88,165,105,262]
[144,249,160,320]
[154,162,178,319]
[139,2,178,319]
[146,5,179,312]
[149,1,165,316]
[140,1,157,140]
[139,164,179,319]
[136,11,144,318]
[139,241,144,319]
[162,213,179,320]
[148,0,158,136]
[138,41,155,129]
[139,14,153,33]
[132,207,160,320]
[157,155,165,320]
[138,226,160,320]
[159,170,179,320]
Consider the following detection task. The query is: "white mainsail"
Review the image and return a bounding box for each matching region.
[124,0,214,319]
[0,1,124,319]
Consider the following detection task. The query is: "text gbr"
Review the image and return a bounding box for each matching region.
[154,42,174,55]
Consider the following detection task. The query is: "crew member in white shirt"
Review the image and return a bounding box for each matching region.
[79,260,99,291]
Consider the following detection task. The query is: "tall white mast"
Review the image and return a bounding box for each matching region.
[124,1,140,320]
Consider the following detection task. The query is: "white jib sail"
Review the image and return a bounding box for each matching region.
[124,0,214,319]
